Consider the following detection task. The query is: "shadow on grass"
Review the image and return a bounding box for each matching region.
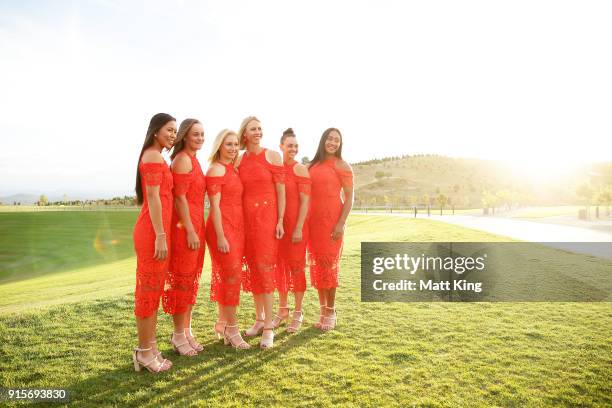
[68,322,325,406]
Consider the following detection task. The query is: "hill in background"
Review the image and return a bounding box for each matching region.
[352,154,612,209]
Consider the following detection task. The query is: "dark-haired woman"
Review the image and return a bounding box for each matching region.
[236,116,285,349]
[163,118,206,357]
[133,113,176,373]
[274,128,311,333]
[308,128,354,331]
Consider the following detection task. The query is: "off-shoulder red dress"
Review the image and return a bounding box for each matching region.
[307,158,353,289]
[276,160,311,293]
[163,153,206,315]
[238,149,285,295]
[206,162,245,306]
[133,161,174,318]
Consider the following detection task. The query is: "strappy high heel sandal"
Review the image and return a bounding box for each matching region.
[150,340,172,369]
[132,347,170,373]
[260,327,275,349]
[185,328,204,352]
[170,332,198,356]
[272,306,290,329]
[223,325,251,349]
[214,320,227,340]
[286,310,304,334]
[320,306,337,331]
[244,318,265,337]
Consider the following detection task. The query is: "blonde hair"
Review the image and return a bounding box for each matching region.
[171,118,201,160]
[238,115,260,150]
[209,129,239,164]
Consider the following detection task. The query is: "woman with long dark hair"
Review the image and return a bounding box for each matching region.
[132,113,176,373]
[237,116,286,349]
[206,129,250,349]
[307,128,354,331]
[163,118,206,357]
[274,128,311,333]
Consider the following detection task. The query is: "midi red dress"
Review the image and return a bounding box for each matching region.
[133,161,174,318]
[206,162,245,306]
[307,157,354,289]
[238,149,285,295]
[163,153,206,315]
[276,160,311,293]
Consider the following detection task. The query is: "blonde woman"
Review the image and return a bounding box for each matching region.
[206,129,250,349]
[236,116,286,349]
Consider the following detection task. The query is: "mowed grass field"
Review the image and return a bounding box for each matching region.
[0,211,610,407]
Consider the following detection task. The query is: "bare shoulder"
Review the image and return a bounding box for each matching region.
[293,163,310,178]
[234,152,244,167]
[141,149,164,164]
[335,159,353,173]
[206,162,226,177]
[171,152,192,173]
[265,149,283,166]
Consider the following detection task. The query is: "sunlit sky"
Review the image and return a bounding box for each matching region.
[1,0,611,197]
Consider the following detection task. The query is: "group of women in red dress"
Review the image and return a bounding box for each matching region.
[132,113,354,373]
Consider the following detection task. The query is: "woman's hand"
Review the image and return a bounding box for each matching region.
[292,226,303,243]
[331,222,345,241]
[217,235,230,253]
[187,229,200,250]
[154,233,168,260]
[276,220,284,240]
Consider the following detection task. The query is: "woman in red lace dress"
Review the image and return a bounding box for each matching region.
[163,118,206,357]
[206,129,250,349]
[274,128,311,333]
[237,116,285,349]
[132,113,176,373]
[308,128,354,332]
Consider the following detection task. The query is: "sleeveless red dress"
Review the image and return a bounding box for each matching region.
[206,162,245,306]
[276,160,311,293]
[238,149,285,295]
[307,158,353,289]
[163,153,206,315]
[133,161,174,318]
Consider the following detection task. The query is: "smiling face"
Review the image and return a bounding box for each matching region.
[220,134,239,162]
[280,135,298,161]
[324,129,341,155]
[243,119,262,147]
[155,120,177,149]
[184,122,205,152]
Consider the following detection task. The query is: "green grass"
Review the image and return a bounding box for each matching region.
[0,210,138,283]
[0,213,610,407]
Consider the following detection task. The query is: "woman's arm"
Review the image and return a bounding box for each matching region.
[145,185,168,259]
[141,150,169,260]
[267,150,286,239]
[172,154,199,250]
[207,164,229,253]
[292,164,310,243]
[332,160,354,241]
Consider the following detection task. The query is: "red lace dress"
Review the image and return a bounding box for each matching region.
[205,162,245,306]
[238,149,285,294]
[276,160,311,293]
[307,158,353,289]
[133,161,174,318]
[163,153,206,315]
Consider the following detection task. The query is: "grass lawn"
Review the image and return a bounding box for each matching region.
[0,212,610,407]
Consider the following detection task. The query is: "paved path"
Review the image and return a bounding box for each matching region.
[354,212,612,260]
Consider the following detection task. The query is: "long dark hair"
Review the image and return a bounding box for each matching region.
[171,118,201,160]
[308,127,343,168]
[135,113,176,205]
